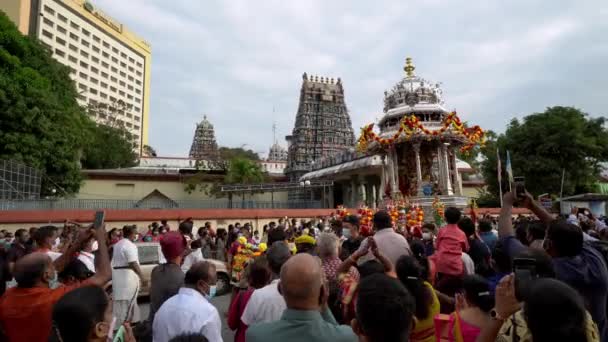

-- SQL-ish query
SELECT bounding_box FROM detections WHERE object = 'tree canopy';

[225,157,266,184]
[219,147,260,161]
[480,106,608,199]
[0,13,139,195]
[0,12,88,195]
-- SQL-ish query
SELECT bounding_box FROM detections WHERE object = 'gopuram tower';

[189,115,220,160]
[285,73,355,184]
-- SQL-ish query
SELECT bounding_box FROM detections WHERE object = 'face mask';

[342,228,351,239]
[132,234,139,242]
[422,232,432,240]
[91,240,99,252]
[206,285,217,299]
[49,270,59,289]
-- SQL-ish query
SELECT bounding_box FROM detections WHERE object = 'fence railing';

[0,199,325,211]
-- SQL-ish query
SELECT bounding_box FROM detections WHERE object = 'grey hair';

[317,232,339,259]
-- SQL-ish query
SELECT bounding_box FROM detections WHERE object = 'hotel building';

[1,0,152,152]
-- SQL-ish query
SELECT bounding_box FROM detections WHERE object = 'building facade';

[1,0,152,153]
[189,115,220,160]
[285,73,355,182]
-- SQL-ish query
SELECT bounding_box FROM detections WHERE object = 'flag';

[497,148,503,206]
[505,150,513,191]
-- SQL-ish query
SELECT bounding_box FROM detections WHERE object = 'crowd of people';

[0,191,606,342]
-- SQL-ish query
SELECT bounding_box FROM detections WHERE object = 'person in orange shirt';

[0,222,112,342]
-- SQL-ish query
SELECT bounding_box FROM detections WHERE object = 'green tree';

[219,147,260,161]
[80,101,138,169]
[0,12,88,195]
[143,144,157,157]
[224,158,266,206]
[481,106,608,199]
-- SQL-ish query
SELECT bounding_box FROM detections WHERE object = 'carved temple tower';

[189,115,220,160]
[285,73,355,183]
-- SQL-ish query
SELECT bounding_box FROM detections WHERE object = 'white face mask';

[91,240,99,252]
[422,232,432,240]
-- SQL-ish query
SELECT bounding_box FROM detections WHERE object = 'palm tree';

[225,158,266,208]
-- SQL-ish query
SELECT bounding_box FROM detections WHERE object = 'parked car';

[136,242,230,296]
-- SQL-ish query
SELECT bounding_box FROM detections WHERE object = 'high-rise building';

[189,115,220,160]
[1,0,152,153]
[285,73,355,181]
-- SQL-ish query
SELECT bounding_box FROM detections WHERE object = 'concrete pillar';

[414,143,423,196]
[450,148,462,195]
[371,183,377,209]
[442,145,454,195]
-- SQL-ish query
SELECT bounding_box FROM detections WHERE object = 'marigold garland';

[356,111,485,153]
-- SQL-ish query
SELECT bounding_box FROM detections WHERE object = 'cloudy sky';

[95,0,607,157]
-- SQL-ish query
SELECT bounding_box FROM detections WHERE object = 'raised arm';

[53,229,94,273]
[522,192,554,224]
[498,192,515,238]
[337,241,369,275]
[88,224,112,286]
[369,237,395,276]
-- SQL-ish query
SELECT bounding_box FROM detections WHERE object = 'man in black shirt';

[341,215,362,260]
[7,229,31,275]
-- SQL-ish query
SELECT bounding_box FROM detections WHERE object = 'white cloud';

[94,0,608,156]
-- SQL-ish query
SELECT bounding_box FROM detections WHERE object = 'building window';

[119,71,126,77]
[135,98,141,103]
[111,56,118,63]
[136,62,142,68]
[78,94,86,101]
[93,35,100,42]
[43,17,53,27]
[103,41,110,48]
[119,90,125,96]
[92,46,100,53]
[80,50,89,58]
[91,56,99,63]
[127,85,133,90]
[120,62,126,68]
[111,66,117,73]
[127,94,133,99]
[55,36,66,45]
[101,61,109,68]
[112,47,118,54]
[100,82,108,88]
[102,51,109,58]
[100,92,107,99]
[89,88,97,95]
[68,55,77,63]
[79,72,87,80]
[128,75,134,81]
[81,28,90,36]
[78,83,87,91]
[135,71,142,76]
[79,61,88,69]
[69,32,78,41]
[135,89,141,95]
[41,29,53,39]
[90,66,98,74]
[101,72,108,79]
[119,80,125,86]
[135,80,142,85]
[70,21,79,29]
[135,125,141,131]
[90,77,98,84]
[110,86,117,92]
[57,13,67,23]
[81,39,89,47]
[110,96,117,102]
[54,49,65,57]
[43,5,55,15]
[128,66,134,72]
[129,57,135,63]
[69,44,77,52]
[134,106,140,112]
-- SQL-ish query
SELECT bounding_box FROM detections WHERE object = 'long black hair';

[462,275,494,312]
[409,240,431,281]
[395,255,432,320]
[51,285,109,342]
[524,278,588,342]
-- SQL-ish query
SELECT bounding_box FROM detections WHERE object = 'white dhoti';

[112,268,141,325]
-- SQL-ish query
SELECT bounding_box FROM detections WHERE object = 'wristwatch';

[490,308,505,321]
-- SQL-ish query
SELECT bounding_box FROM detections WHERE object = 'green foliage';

[225,157,266,184]
[481,107,608,198]
[219,147,260,161]
[0,12,88,195]
[81,101,138,169]
[143,144,157,157]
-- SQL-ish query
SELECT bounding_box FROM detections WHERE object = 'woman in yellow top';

[396,255,440,342]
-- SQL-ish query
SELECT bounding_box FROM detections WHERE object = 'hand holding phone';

[514,177,526,199]
[94,211,105,229]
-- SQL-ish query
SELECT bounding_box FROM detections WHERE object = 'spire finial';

[404,57,415,78]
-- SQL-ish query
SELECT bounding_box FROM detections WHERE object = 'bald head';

[280,254,323,310]
[14,252,52,288]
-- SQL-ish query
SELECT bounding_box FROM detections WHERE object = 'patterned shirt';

[322,257,359,283]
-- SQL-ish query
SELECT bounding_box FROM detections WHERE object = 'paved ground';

[139,293,236,341]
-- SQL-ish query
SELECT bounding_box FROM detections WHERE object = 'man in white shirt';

[77,237,97,273]
[241,242,291,325]
[153,261,222,342]
[111,226,144,326]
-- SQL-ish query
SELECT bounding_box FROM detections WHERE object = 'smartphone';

[513,257,537,300]
[113,325,125,342]
[94,211,105,229]
[514,176,526,199]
